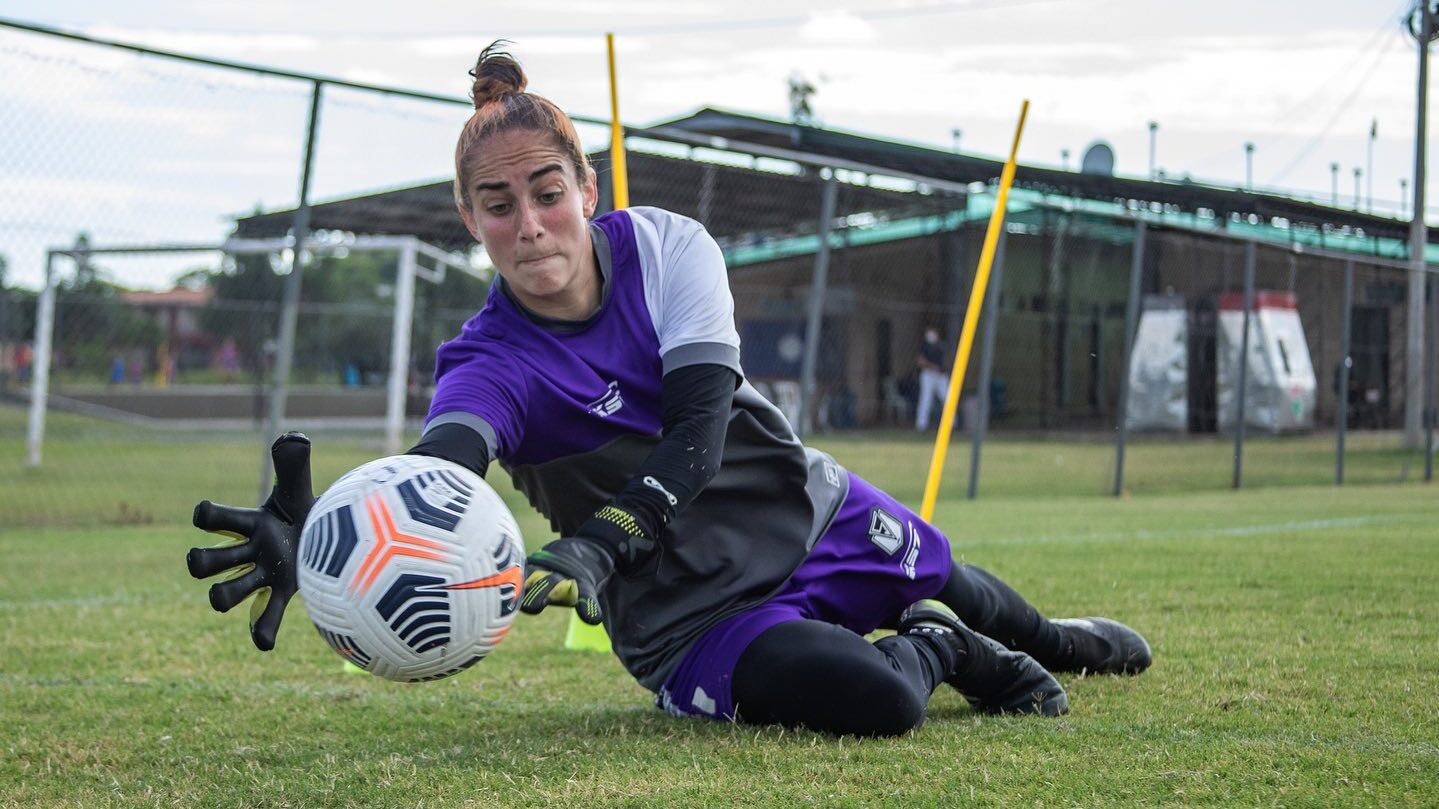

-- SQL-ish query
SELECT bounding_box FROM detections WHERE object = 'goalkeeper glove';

[186,432,315,651]
[520,506,655,625]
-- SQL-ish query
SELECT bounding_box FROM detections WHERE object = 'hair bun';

[469,41,527,110]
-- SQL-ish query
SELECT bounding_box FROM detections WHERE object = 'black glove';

[186,433,315,651]
[520,506,656,625]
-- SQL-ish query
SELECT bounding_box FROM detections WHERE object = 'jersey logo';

[586,381,625,418]
[868,508,903,555]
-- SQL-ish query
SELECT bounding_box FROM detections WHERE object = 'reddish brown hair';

[453,42,591,214]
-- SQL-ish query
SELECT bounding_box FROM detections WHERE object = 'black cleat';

[1052,617,1152,675]
[899,600,1069,717]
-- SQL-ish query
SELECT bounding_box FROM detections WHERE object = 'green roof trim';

[721,185,1429,270]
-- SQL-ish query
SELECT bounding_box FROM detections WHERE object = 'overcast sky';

[0,0,1425,288]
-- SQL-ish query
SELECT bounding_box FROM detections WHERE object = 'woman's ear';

[458,204,482,243]
[582,165,599,218]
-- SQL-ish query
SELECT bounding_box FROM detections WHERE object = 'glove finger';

[575,582,604,625]
[193,500,260,537]
[186,542,256,580]
[207,565,263,613]
[249,587,291,652]
[519,571,557,615]
[269,433,314,522]
[576,598,604,625]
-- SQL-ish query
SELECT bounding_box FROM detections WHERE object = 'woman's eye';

[487,203,511,215]
[538,191,560,204]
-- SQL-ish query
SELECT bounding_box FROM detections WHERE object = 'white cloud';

[799,11,878,45]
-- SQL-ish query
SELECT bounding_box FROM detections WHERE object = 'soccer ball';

[296,455,524,682]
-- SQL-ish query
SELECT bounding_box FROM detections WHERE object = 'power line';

[1185,0,1411,174]
[1267,27,1405,185]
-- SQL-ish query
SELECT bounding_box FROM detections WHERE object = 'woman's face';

[460,128,599,319]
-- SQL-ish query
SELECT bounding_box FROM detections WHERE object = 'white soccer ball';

[296,455,524,682]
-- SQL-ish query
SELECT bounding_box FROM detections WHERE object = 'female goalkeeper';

[188,44,1150,737]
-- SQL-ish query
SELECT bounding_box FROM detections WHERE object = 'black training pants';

[729,561,1063,736]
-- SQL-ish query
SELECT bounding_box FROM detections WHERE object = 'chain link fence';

[2,22,1434,529]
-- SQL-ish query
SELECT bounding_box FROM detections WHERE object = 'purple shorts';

[656,472,953,720]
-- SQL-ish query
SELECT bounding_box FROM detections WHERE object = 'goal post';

[25,235,487,477]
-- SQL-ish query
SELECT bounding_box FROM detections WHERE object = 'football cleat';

[899,600,1069,717]
[1051,617,1152,676]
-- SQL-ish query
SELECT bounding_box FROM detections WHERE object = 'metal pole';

[798,175,838,439]
[1148,122,1157,180]
[260,80,323,501]
[385,241,419,455]
[1408,1,1432,449]
[1427,270,1437,479]
[1233,241,1257,490]
[1367,120,1376,213]
[968,228,1007,500]
[1337,259,1353,485]
[25,251,58,468]
[1113,221,1147,497]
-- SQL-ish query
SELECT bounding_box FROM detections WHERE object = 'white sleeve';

[629,207,743,376]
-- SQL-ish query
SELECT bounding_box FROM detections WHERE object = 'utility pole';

[1245,142,1255,191]
[1406,1,1437,448]
[1331,162,1341,206]
[1148,121,1158,180]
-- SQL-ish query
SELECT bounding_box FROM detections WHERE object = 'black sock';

[938,562,1070,669]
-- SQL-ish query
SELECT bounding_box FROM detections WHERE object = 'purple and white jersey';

[426,207,849,690]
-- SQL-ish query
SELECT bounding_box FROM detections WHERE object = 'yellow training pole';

[565,33,630,653]
[919,100,1030,523]
[605,32,629,210]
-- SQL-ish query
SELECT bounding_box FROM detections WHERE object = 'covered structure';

[234,107,1428,431]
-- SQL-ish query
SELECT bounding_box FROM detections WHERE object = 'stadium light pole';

[1368,119,1377,213]
[1148,121,1158,180]
[952,128,962,153]
[1244,142,1254,191]
[1354,166,1363,209]
[1402,178,1410,217]
[1061,148,1070,171]
[1331,162,1341,206]
[1406,0,1437,449]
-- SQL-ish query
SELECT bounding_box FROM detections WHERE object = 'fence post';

[1113,220,1147,497]
[385,241,419,456]
[1233,240,1257,490]
[1427,270,1436,481]
[1337,259,1353,485]
[259,79,323,501]
[968,228,1008,499]
[798,174,838,439]
[25,251,58,469]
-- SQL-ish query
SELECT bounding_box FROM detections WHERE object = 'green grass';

[2,405,1437,806]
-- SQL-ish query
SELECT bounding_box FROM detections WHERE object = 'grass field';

[3,405,1437,806]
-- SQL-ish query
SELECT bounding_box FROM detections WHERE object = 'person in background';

[914,327,948,431]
